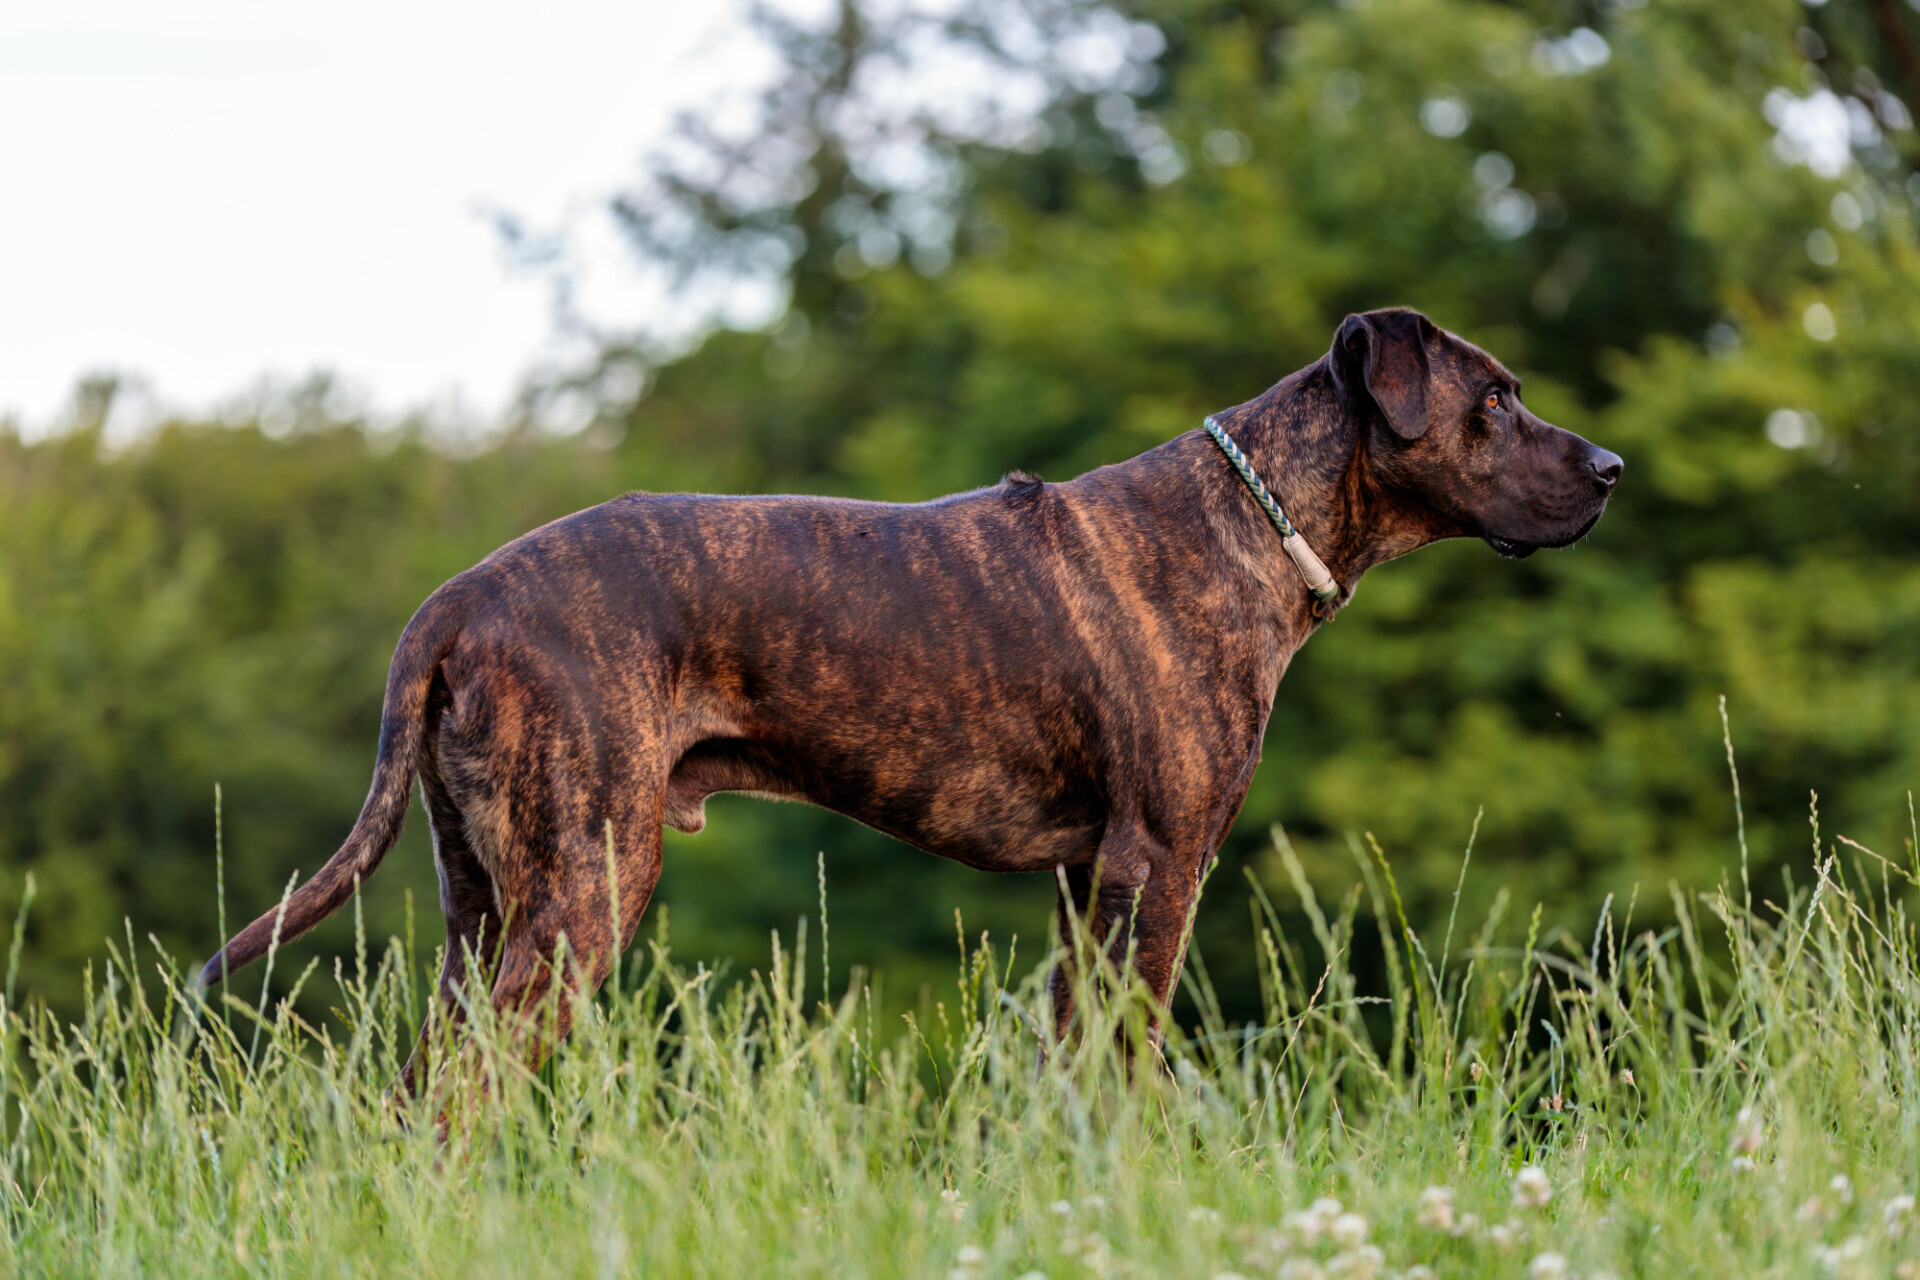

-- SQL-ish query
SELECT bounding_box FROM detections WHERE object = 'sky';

[0,1,766,436]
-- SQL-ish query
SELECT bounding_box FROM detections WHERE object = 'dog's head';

[1329,308,1621,558]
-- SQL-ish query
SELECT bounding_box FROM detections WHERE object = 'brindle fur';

[199,309,1621,1083]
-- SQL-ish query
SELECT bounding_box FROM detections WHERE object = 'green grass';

[1,790,1918,1280]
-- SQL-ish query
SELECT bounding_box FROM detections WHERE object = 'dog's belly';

[663,734,1103,872]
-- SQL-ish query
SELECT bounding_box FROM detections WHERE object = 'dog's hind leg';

[483,792,667,1076]
[398,753,503,1098]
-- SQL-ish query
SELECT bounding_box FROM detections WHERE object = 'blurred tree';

[1,0,1916,1025]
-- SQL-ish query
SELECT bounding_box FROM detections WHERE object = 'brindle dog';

[200,307,1620,1080]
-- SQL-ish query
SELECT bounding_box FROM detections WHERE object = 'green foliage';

[1,0,1918,1022]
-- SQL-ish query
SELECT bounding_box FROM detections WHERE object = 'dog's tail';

[196,580,474,993]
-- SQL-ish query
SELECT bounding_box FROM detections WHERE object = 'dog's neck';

[1205,360,1446,619]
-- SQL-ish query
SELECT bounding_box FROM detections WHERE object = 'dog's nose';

[1586,447,1623,490]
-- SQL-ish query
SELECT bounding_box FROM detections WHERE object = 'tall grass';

[0,789,1917,1278]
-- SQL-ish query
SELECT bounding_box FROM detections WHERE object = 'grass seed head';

[939,1189,968,1222]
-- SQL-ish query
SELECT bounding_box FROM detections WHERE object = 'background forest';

[2,0,1917,1024]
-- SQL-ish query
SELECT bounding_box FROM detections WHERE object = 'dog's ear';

[1331,309,1435,440]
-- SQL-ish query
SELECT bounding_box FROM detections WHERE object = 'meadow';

[1,4,1916,1275]
[3,756,1916,1279]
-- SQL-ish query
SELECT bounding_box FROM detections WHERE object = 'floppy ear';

[1330,310,1435,440]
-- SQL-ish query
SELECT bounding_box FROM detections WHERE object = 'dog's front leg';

[1047,863,1096,1044]
[1046,832,1204,1054]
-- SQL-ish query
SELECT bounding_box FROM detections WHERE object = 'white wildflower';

[1729,1106,1764,1155]
[1188,1206,1222,1225]
[1885,1193,1916,1236]
[1796,1196,1827,1223]
[1068,1230,1111,1274]
[1456,1211,1483,1237]
[1620,1068,1634,1086]
[1469,1061,1484,1083]
[1512,1165,1553,1209]
[1278,1259,1325,1280]
[1050,1199,1073,1216]
[938,1188,968,1222]
[1489,1219,1523,1252]
[1731,1155,1757,1174]
[1815,1235,1867,1275]
[957,1246,985,1266]
[1330,1212,1369,1249]
[1403,1268,1436,1280]
[1528,1252,1569,1280]
[1416,1186,1455,1233]
[1830,1174,1854,1205]
[1285,1197,1345,1245]
[1324,1244,1383,1278]
[1081,1194,1108,1212]
[1239,1227,1291,1267]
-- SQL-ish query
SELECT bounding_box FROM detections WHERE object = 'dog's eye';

[1483,391,1501,411]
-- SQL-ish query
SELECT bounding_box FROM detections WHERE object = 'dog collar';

[1203,415,1341,604]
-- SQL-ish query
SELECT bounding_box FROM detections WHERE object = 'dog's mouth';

[1484,504,1606,560]
[1485,535,1537,559]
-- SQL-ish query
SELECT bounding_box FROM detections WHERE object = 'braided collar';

[1202,415,1341,605]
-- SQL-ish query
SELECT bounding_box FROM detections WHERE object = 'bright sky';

[0,1,759,435]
